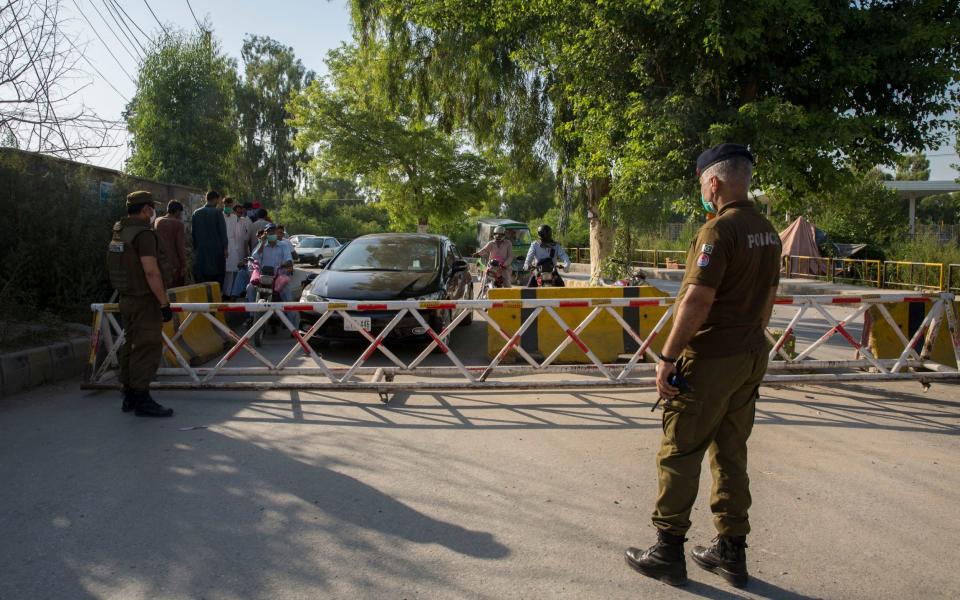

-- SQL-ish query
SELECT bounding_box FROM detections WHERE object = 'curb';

[1,336,90,398]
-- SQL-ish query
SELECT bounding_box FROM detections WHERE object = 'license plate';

[344,316,371,332]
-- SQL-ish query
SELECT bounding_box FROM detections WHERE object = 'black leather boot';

[121,388,135,412]
[625,530,687,586]
[133,392,174,418]
[691,535,749,588]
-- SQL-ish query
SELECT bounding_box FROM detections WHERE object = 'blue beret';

[696,143,754,176]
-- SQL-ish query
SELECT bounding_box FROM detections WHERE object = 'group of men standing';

[153,190,271,297]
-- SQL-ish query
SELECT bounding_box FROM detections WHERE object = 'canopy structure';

[780,217,826,276]
[883,181,960,235]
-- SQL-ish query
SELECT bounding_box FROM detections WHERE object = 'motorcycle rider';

[524,224,571,287]
[473,225,513,287]
[245,223,298,329]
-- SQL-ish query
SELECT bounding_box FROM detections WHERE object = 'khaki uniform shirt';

[676,200,781,358]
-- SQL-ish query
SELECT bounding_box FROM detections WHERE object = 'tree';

[235,35,314,204]
[351,1,960,279]
[896,153,931,181]
[1,0,120,157]
[288,44,494,233]
[125,29,238,190]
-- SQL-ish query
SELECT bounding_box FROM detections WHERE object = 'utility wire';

[142,0,170,37]
[110,0,150,39]
[83,0,143,63]
[65,36,132,102]
[69,0,137,83]
[185,0,202,30]
[100,0,147,59]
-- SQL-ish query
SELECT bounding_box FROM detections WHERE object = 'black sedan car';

[298,233,474,343]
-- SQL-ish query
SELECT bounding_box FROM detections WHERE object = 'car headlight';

[301,290,325,303]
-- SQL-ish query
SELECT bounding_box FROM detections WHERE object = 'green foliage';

[501,164,556,224]
[235,35,315,203]
[288,44,495,231]
[797,173,907,247]
[351,0,960,261]
[125,29,239,190]
[887,236,960,266]
[918,192,960,223]
[895,153,931,181]
[278,192,390,240]
[0,150,127,320]
[542,205,589,248]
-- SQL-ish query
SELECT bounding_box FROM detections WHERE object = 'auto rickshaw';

[476,218,532,286]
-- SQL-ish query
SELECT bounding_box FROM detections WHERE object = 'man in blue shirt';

[246,224,297,328]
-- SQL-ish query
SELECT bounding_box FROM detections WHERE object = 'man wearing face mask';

[625,144,780,588]
[222,197,241,300]
[106,191,175,417]
[246,224,297,328]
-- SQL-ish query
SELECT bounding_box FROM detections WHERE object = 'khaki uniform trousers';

[652,348,767,537]
[118,294,163,392]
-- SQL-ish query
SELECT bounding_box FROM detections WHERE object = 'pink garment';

[478,239,513,264]
[250,265,289,292]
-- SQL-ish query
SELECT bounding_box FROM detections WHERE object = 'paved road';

[1,378,958,599]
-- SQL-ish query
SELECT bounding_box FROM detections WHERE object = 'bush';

[887,236,960,265]
[278,193,390,240]
[0,150,127,322]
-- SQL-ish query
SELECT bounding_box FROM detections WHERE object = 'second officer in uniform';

[107,190,176,417]
[625,144,781,588]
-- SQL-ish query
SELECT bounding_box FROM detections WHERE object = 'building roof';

[883,180,960,199]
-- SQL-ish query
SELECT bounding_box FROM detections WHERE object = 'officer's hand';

[160,304,174,322]
[656,360,679,399]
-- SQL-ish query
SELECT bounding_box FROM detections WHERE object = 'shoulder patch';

[701,243,714,255]
[696,253,710,268]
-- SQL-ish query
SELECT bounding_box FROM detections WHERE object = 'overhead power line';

[109,0,150,40]
[64,36,132,102]
[185,0,202,30]
[69,0,137,83]
[142,0,170,37]
[83,0,143,64]
[100,0,147,59]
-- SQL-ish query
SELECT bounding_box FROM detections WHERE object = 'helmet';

[493,226,506,236]
[537,224,552,241]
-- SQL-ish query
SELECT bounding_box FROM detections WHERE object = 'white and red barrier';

[84,293,960,399]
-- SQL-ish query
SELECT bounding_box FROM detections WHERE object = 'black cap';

[696,143,754,176]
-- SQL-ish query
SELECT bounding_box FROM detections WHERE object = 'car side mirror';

[451,259,468,273]
[318,258,331,269]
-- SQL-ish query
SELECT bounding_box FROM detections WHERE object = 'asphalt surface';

[1,378,958,599]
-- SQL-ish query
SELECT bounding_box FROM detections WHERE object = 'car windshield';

[299,238,325,248]
[330,237,439,272]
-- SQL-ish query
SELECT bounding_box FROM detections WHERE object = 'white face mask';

[148,209,157,225]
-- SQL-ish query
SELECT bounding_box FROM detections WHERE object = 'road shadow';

[680,577,824,600]
[185,383,960,436]
[3,425,508,599]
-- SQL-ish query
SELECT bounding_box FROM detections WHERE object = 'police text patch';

[747,231,780,249]
[108,241,124,253]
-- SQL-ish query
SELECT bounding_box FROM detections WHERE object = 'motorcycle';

[478,258,509,299]
[529,258,566,287]
[245,256,292,347]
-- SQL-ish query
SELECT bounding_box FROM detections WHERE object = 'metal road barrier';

[632,249,687,269]
[83,293,960,399]
[783,255,882,288]
[947,264,960,294]
[883,261,946,292]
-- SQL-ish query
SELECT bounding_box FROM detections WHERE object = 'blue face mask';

[700,194,716,214]
[266,234,277,243]
[223,206,233,215]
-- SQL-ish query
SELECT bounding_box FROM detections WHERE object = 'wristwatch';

[657,353,677,364]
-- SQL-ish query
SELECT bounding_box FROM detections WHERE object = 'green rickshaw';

[476,217,532,286]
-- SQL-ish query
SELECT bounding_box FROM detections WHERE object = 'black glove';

[160,304,174,322]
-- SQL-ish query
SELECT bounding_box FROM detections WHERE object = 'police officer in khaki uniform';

[107,191,175,417]
[626,144,781,588]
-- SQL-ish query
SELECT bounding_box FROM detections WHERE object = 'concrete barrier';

[486,285,670,363]
[163,282,231,366]
[868,300,959,367]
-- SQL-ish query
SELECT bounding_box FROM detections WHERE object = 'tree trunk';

[587,176,614,283]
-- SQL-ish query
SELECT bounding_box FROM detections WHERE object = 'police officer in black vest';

[107,191,175,417]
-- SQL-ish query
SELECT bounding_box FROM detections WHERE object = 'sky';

[57,1,959,180]
[60,0,354,170]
